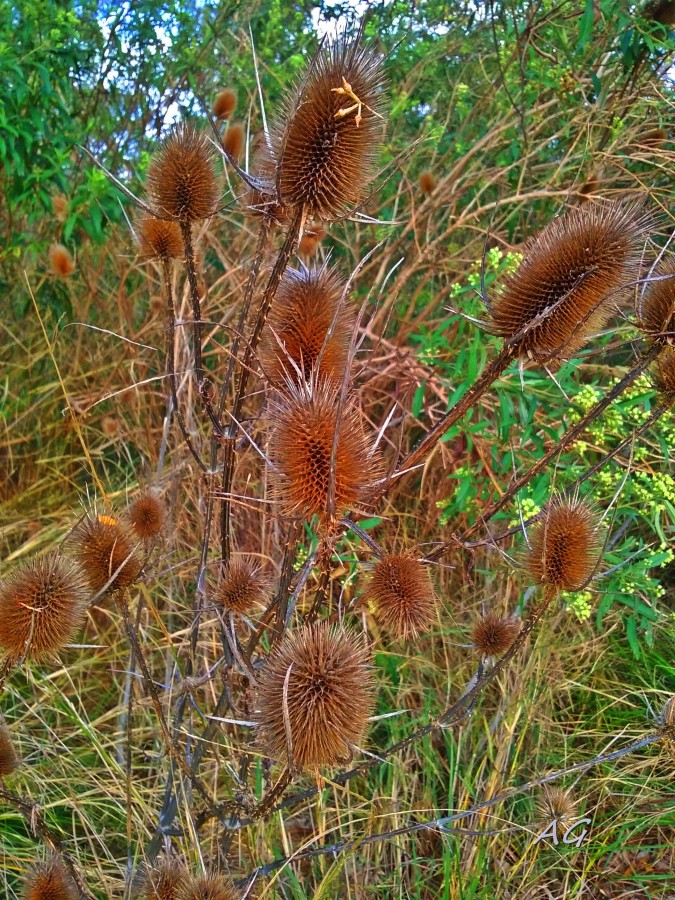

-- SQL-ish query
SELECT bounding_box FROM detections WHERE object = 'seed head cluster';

[536,786,578,834]
[214,559,267,614]
[148,125,220,222]
[255,622,373,770]
[471,612,521,658]
[223,123,245,162]
[364,553,438,639]
[491,201,653,361]
[137,216,183,261]
[48,243,75,278]
[526,500,601,594]
[71,513,143,595]
[0,553,89,661]
[0,716,18,777]
[129,491,168,542]
[653,346,675,398]
[178,873,240,900]
[213,88,236,121]
[418,170,436,196]
[141,858,188,899]
[22,856,78,900]
[639,258,675,343]
[298,225,326,257]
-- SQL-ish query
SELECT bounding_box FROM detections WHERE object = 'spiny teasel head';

[259,264,353,386]
[147,125,221,222]
[223,123,245,162]
[525,499,602,595]
[22,856,78,900]
[254,621,373,771]
[298,225,326,257]
[273,36,386,220]
[70,512,143,595]
[128,491,168,542]
[178,873,240,900]
[491,200,654,362]
[214,558,267,615]
[536,786,578,834]
[0,553,88,661]
[363,553,438,639]
[213,88,236,121]
[0,716,19,777]
[652,346,675,398]
[141,858,188,899]
[268,377,381,521]
[48,243,75,278]
[471,612,521,658]
[638,258,675,344]
[137,216,183,261]
[418,170,436,196]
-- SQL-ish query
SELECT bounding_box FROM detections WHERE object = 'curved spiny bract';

[0,553,88,661]
[137,216,183,261]
[364,553,438,639]
[471,612,521,658]
[491,200,654,362]
[214,558,267,615]
[259,264,353,386]
[255,621,373,771]
[273,37,386,220]
[147,124,220,222]
[638,257,675,343]
[525,499,602,595]
[22,856,78,900]
[178,872,240,899]
[268,377,381,522]
[71,513,143,596]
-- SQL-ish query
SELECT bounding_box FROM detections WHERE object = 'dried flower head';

[214,559,267,614]
[268,378,381,520]
[298,225,326,257]
[536,786,578,834]
[22,856,78,900]
[364,553,438,639]
[273,37,386,219]
[148,125,220,222]
[178,873,240,900]
[418,170,436,196]
[471,612,521,658]
[71,513,143,595]
[213,88,237,121]
[653,346,675,398]
[259,265,353,385]
[223,123,245,162]
[255,621,373,770]
[141,858,188,899]
[137,216,183,261]
[52,192,68,221]
[491,200,654,361]
[48,243,75,278]
[661,695,675,728]
[526,500,601,595]
[638,258,675,343]
[0,553,88,661]
[0,716,19,777]
[129,491,168,542]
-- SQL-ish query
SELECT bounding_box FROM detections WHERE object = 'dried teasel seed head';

[141,858,189,899]
[471,612,521,658]
[128,491,168,542]
[70,512,143,595]
[259,264,353,386]
[364,553,438,639]
[418,170,436,196]
[645,0,675,26]
[137,216,183,261]
[213,88,237,121]
[48,243,75,278]
[652,346,675,398]
[660,695,675,726]
[491,200,654,362]
[273,37,387,220]
[148,125,220,222]
[0,553,89,661]
[638,258,675,344]
[0,716,19,777]
[214,558,267,615]
[268,378,382,521]
[223,123,245,162]
[178,873,240,900]
[22,856,78,900]
[52,192,68,221]
[298,225,326,257]
[536,787,578,834]
[255,621,373,770]
[525,500,602,595]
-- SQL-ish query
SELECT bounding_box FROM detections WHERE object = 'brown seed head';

[48,243,75,278]
[71,513,143,595]
[471,612,521,658]
[259,265,353,386]
[364,553,438,639]
[0,553,88,661]
[213,88,237,121]
[223,123,245,162]
[142,858,188,899]
[0,716,19,777]
[178,873,240,900]
[491,200,654,361]
[577,173,599,201]
[418,170,436,196]
[137,216,183,261]
[129,491,168,542]
[52,192,68,221]
[148,125,220,222]
[526,500,601,594]
[273,38,386,219]
[214,559,267,615]
[298,226,327,257]
[653,346,675,398]
[638,258,675,343]
[536,787,578,833]
[645,0,675,25]
[22,856,78,900]
[255,621,373,770]
[268,378,381,521]
[661,695,675,728]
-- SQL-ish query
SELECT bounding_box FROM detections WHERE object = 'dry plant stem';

[0,786,95,899]
[393,345,515,480]
[0,655,16,698]
[272,519,303,642]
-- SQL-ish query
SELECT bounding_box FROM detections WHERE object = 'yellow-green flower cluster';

[563,590,593,621]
